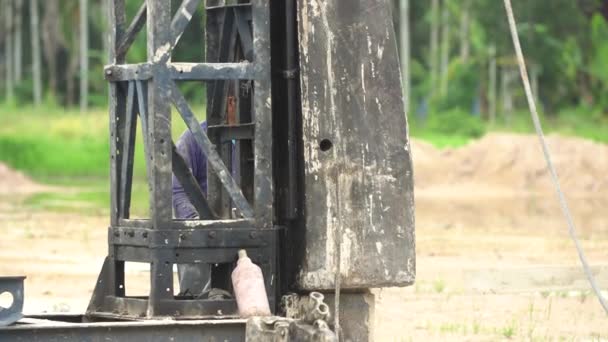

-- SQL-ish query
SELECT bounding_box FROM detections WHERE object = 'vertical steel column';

[252,0,273,228]
[206,6,237,219]
[109,0,125,229]
[108,0,126,298]
[146,0,174,316]
[284,0,299,220]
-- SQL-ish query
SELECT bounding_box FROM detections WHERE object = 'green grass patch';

[489,107,608,144]
[22,181,150,216]
[0,104,200,182]
[0,104,204,215]
[1,103,606,215]
[410,107,608,148]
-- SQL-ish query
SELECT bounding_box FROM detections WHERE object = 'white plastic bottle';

[231,249,271,317]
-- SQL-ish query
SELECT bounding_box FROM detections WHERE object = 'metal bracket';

[0,276,25,326]
[246,316,336,342]
[282,292,330,324]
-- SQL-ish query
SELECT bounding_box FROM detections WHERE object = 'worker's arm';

[172,123,208,219]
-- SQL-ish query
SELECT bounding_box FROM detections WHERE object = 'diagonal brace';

[116,2,147,60]
[169,82,254,218]
[171,0,202,53]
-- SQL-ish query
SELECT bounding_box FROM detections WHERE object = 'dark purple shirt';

[172,122,238,219]
[172,122,208,219]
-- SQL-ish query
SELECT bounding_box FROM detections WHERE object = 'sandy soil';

[0,133,607,340]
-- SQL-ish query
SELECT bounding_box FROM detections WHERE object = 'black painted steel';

[0,276,25,326]
[87,0,276,320]
[0,315,246,342]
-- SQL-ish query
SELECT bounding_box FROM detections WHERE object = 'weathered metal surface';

[246,317,337,342]
[88,226,279,319]
[105,62,257,82]
[0,276,25,326]
[324,291,375,342]
[0,315,246,342]
[171,82,254,218]
[282,292,330,324]
[296,0,416,289]
[89,0,277,320]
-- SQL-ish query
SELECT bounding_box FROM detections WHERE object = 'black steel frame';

[86,0,277,320]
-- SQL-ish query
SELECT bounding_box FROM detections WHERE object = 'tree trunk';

[30,0,42,105]
[41,0,60,97]
[67,26,79,107]
[80,0,89,112]
[13,0,23,83]
[531,64,539,106]
[439,0,450,96]
[459,0,470,62]
[399,0,410,111]
[488,44,497,124]
[501,67,514,126]
[429,0,439,97]
[4,0,14,100]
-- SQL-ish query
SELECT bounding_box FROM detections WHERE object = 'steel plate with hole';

[0,276,26,326]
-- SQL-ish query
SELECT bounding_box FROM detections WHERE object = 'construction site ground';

[1,133,606,340]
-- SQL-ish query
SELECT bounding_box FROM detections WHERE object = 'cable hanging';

[503,0,608,315]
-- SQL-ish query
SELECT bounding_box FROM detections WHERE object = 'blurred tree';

[4,0,14,100]
[439,0,450,96]
[41,0,64,98]
[30,0,42,105]
[80,0,89,112]
[14,0,23,83]
[429,0,439,98]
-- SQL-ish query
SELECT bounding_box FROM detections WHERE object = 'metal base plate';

[0,314,247,342]
[0,276,25,327]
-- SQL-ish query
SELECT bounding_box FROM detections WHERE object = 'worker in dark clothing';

[172,122,211,296]
[173,122,209,220]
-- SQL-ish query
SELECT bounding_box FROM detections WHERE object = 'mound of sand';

[411,133,608,196]
[0,163,45,194]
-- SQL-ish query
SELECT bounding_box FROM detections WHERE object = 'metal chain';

[503,0,608,315]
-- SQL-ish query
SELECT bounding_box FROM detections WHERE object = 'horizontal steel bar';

[1,315,246,342]
[109,226,274,248]
[104,63,257,82]
[114,246,268,264]
[98,296,239,318]
[206,3,251,11]
[170,63,256,80]
[207,123,255,142]
[117,218,253,229]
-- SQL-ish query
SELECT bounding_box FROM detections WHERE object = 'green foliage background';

[1,0,608,214]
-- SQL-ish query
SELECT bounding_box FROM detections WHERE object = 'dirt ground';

[0,133,606,340]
